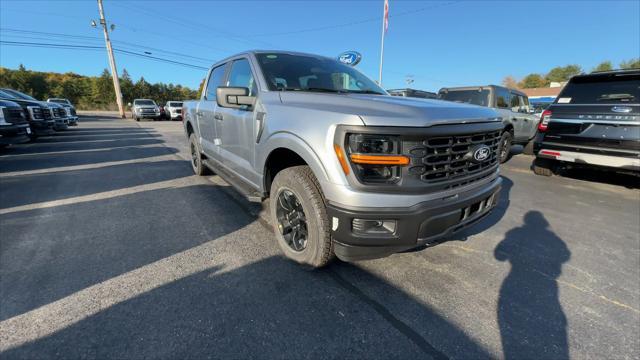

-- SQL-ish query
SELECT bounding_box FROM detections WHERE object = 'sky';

[1,0,639,92]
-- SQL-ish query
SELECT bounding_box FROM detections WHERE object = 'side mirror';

[216,87,256,109]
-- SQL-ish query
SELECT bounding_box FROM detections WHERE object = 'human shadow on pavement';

[494,211,571,359]
[2,255,494,359]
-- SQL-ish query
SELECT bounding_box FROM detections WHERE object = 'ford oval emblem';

[472,145,491,162]
[611,106,632,113]
[338,51,362,66]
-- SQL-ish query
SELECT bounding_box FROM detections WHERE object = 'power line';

[0,28,216,64]
[0,40,208,70]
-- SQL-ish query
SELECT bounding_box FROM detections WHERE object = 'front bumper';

[30,120,55,135]
[53,118,68,130]
[67,116,78,125]
[327,177,502,261]
[0,124,30,145]
[136,112,160,119]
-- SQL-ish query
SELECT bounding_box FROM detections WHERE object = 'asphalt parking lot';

[1,113,638,359]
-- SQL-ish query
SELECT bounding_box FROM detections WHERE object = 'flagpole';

[378,0,386,85]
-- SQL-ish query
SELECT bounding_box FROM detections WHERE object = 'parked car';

[47,98,78,126]
[183,51,503,268]
[438,85,540,162]
[533,69,639,177]
[0,89,55,139]
[164,101,184,120]
[1,88,68,131]
[0,99,31,147]
[387,88,438,99]
[129,99,160,121]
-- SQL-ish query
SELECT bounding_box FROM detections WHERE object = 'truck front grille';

[43,108,52,120]
[52,107,66,118]
[6,108,27,124]
[405,129,501,190]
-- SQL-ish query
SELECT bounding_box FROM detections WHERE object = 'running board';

[202,159,263,202]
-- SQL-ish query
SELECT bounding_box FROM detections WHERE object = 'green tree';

[592,61,613,72]
[92,69,115,108]
[518,74,548,88]
[545,65,582,83]
[620,58,640,69]
[120,68,135,104]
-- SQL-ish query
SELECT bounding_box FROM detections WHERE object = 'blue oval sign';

[338,51,362,66]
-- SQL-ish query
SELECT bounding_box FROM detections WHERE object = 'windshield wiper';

[345,89,385,95]
[597,94,635,101]
[305,87,346,94]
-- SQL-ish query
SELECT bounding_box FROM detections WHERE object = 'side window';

[520,96,530,113]
[510,92,521,112]
[227,59,257,96]
[496,88,510,108]
[205,64,227,100]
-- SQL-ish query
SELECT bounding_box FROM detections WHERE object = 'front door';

[198,63,227,157]
[216,58,259,186]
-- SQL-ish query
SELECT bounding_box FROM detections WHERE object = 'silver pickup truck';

[183,51,504,267]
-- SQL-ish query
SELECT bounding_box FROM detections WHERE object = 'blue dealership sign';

[338,51,362,66]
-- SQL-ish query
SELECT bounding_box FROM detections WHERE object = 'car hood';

[0,96,48,108]
[278,92,500,127]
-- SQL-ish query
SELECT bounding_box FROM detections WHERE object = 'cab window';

[205,64,227,101]
[496,88,510,108]
[227,59,257,96]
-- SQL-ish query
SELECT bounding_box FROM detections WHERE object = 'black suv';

[0,99,31,147]
[533,69,639,176]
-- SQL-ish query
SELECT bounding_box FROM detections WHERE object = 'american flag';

[384,0,389,33]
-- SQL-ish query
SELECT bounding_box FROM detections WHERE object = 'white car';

[164,101,183,121]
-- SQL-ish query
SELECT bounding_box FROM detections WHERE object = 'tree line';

[0,65,199,110]
[502,58,640,89]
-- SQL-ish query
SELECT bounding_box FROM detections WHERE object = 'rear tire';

[533,157,555,176]
[270,166,334,268]
[189,133,209,176]
[499,131,513,163]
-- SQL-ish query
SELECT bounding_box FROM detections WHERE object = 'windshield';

[2,89,38,101]
[439,89,490,107]
[168,102,183,107]
[134,100,156,106]
[557,74,639,104]
[256,53,385,95]
[49,99,69,104]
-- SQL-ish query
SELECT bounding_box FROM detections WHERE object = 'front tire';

[188,133,209,176]
[270,166,334,268]
[499,131,513,163]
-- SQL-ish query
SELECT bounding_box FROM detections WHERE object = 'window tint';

[557,74,639,104]
[227,59,257,96]
[439,89,490,107]
[510,92,521,111]
[205,64,227,100]
[495,88,510,108]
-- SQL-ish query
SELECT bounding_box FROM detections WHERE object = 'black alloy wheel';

[275,189,308,252]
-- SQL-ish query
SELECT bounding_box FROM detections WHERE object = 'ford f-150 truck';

[183,51,504,267]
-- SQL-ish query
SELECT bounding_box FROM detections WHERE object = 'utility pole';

[96,0,125,118]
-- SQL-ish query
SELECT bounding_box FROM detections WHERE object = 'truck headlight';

[343,134,409,184]
[0,106,8,125]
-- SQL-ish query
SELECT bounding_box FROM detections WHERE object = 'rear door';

[215,57,260,186]
[197,63,228,157]
[509,91,531,142]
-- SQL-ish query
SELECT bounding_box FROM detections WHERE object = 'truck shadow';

[494,211,571,359]
[1,255,494,359]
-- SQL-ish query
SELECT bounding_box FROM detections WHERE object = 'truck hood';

[278,92,500,127]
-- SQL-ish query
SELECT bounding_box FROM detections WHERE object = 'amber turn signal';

[350,154,410,165]
[334,144,350,175]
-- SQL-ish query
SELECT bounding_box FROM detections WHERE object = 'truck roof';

[209,50,336,68]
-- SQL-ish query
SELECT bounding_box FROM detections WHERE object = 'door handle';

[214,114,223,121]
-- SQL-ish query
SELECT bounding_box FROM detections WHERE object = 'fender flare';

[258,131,331,192]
